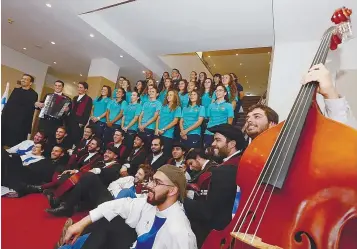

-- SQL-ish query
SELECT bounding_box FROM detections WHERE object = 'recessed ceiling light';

[23,47,27,50]
[240,63,243,66]
[80,74,83,76]
[46,3,52,8]
[53,61,57,64]
[142,71,145,73]
[268,52,271,54]
[214,64,216,66]
[51,41,55,45]
[245,76,247,78]
[208,56,211,58]
[236,54,238,56]
[120,55,124,58]
[89,34,94,38]
[73,81,76,84]
[156,80,159,83]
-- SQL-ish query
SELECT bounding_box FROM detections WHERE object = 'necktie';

[135,216,166,249]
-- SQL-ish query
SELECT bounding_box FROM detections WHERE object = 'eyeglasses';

[150,178,175,188]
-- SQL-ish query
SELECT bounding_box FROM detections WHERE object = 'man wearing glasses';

[56,164,197,249]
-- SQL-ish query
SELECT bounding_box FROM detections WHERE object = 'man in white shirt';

[5,131,45,156]
[58,164,197,249]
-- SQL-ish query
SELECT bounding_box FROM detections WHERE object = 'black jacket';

[146,153,168,171]
[125,147,147,175]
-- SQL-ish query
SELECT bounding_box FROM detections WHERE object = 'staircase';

[235,95,262,129]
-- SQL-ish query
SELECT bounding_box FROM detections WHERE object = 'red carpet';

[1,194,86,249]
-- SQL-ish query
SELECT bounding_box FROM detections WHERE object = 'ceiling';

[202,48,272,96]
[1,0,150,83]
[2,0,355,87]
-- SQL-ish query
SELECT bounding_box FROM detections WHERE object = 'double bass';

[202,7,357,249]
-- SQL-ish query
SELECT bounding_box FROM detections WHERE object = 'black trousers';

[63,173,113,210]
[81,216,137,249]
[38,117,63,139]
[67,121,84,148]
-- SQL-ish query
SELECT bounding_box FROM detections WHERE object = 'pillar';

[86,58,120,98]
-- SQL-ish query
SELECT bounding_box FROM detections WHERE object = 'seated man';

[146,137,168,171]
[185,148,218,200]
[56,165,197,249]
[46,163,153,217]
[41,137,103,203]
[67,125,95,168]
[167,142,191,181]
[5,131,45,156]
[106,129,127,162]
[121,133,147,176]
[43,126,72,158]
[2,145,65,197]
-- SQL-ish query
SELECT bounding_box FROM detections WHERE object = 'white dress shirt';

[90,198,197,249]
[6,140,34,155]
[151,152,163,165]
[77,94,85,102]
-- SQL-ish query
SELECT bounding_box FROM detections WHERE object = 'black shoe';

[46,205,73,217]
[26,185,43,193]
[43,190,60,208]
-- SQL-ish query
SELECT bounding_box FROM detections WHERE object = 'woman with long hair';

[113,76,126,99]
[90,85,112,139]
[104,87,128,146]
[141,79,155,105]
[158,78,174,104]
[121,79,132,102]
[204,83,234,148]
[214,74,238,110]
[134,80,145,96]
[190,71,197,83]
[198,72,207,90]
[178,79,189,108]
[213,73,222,88]
[156,90,182,156]
[138,86,161,144]
[187,80,198,94]
[158,71,169,92]
[171,68,182,89]
[121,91,142,150]
[180,90,205,149]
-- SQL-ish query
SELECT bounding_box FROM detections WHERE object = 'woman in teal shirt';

[180,90,205,149]
[140,79,155,105]
[121,79,132,102]
[158,78,173,104]
[156,90,182,156]
[178,79,189,108]
[89,85,112,139]
[103,87,128,146]
[139,86,161,144]
[122,91,142,150]
[204,83,234,148]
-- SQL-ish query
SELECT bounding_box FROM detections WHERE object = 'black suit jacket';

[91,161,122,186]
[146,153,168,171]
[188,160,218,184]
[126,147,147,175]
[184,164,237,231]
[69,94,92,125]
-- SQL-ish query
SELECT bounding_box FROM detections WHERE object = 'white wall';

[268,40,357,121]
[1,45,49,95]
[88,58,120,83]
[159,54,212,80]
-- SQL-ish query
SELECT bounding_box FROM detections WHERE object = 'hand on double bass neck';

[301,63,339,99]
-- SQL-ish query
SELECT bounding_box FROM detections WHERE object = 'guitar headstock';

[330,7,353,50]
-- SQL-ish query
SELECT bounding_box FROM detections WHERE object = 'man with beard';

[43,126,72,157]
[46,146,123,216]
[183,124,246,248]
[146,137,168,171]
[120,133,147,176]
[56,165,197,249]
[2,146,65,197]
[40,138,103,205]
[5,131,45,156]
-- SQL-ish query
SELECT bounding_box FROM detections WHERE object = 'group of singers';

[1,64,356,249]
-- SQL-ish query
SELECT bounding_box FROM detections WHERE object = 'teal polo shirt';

[140,94,149,105]
[182,105,205,135]
[179,92,189,108]
[107,100,128,125]
[123,103,142,131]
[205,100,234,135]
[158,90,168,104]
[201,92,213,117]
[93,97,111,122]
[158,105,182,138]
[141,100,162,130]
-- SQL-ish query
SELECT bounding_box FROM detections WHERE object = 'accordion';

[39,93,71,119]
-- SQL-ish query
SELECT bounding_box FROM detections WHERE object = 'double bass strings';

[232,29,333,245]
